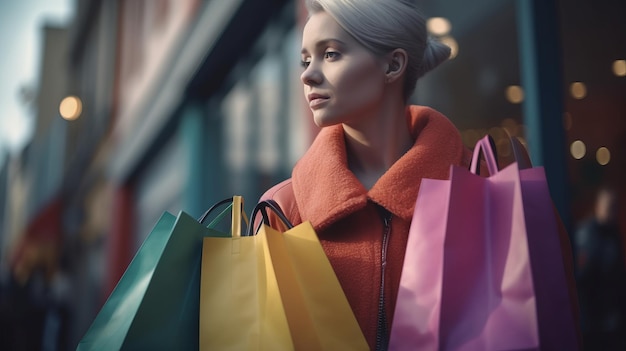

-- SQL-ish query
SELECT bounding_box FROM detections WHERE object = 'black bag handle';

[247,200,294,236]
[197,197,246,225]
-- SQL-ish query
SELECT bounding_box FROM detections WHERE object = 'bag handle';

[231,196,248,238]
[470,132,534,175]
[198,196,249,237]
[470,134,499,175]
[509,135,533,170]
[198,197,232,224]
[247,200,294,236]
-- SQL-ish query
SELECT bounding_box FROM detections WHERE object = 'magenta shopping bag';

[389,135,579,350]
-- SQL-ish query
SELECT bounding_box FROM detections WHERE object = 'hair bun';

[417,37,451,78]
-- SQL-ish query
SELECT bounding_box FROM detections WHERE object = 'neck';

[343,100,413,189]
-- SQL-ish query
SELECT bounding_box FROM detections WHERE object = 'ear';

[385,48,408,83]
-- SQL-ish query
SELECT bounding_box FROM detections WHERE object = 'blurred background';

[0,0,624,350]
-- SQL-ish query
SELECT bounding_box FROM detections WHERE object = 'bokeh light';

[570,140,586,159]
[570,82,587,99]
[613,60,626,77]
[59,96,82,120]
[596,147,611,165]
[427,17,452,36]
[505,85,524,104]
[439,35,458,59]
[501,118,520,136]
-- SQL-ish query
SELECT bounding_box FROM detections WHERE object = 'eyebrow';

[301,38,347,55]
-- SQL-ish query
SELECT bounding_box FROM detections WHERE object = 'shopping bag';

[389,135,579,350]
[250,200,369,350]
[510,137,580,350]
[77,198,234,351]
[199,196,294,350]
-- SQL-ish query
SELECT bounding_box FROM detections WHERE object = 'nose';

[300,62,322,86]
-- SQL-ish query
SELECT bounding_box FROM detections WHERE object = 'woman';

[261,0,469,349]
[260,1,584,349]
[263,0,470,350]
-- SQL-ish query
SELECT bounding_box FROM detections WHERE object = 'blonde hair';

[305,0,450,100]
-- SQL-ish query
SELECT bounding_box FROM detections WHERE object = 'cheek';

[336,65,384,101]
[340,56,381,83]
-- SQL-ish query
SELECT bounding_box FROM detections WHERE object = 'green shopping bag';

[77,198,237,350]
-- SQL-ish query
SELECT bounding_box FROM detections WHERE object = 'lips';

[307,93,329,108]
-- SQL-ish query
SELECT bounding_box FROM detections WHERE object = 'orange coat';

[260,105,580,349]
[261,106,469,349]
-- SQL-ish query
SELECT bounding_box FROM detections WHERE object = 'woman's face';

[300,11,387,128]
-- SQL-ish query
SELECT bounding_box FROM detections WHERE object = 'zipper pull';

[377,206,392,228]
[383,212,392,229]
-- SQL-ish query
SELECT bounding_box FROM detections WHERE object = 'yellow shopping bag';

[251,200,369,350]
[199,196,293,350]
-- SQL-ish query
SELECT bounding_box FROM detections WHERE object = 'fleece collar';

[291,105,465,231]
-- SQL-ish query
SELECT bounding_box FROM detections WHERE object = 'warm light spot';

[427,17,452,36]
[570,140,586,159]
[496,137,512,157]
[563,112,572,131]
[596,147,611,165]
[570,82,587,99]
[613,60,626,77]
[461,129,481,148]
[439,35,458,59]
[505,85,524,104]
[488,126,507,142]
[501,118,519,136]
[59,96,82,120]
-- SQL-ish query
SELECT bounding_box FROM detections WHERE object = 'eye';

[324,51,340,60]
[300,58,311,68]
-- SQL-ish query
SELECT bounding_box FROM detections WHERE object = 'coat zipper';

[375,208,393,351]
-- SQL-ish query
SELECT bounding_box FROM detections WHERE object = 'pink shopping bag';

[389,135,579,350]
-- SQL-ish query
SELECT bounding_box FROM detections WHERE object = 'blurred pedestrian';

[575,187,626,350]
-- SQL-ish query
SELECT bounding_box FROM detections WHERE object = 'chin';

[314,118,342,128]
[312,110,348,128]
